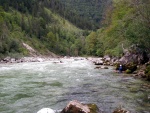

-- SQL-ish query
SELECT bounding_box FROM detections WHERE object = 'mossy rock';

[145,65,150,73]
[115,63,120,70]
[145,64,150,81]
[145,71,150,81]
[125,69,132,74]
[87,104,99,113]
[61,100,99,113]
[125,63,137,73]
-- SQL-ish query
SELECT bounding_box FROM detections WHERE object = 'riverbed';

[0,58,149,113]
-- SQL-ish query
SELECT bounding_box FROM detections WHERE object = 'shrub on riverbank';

[125,69,132,74]
[145,64,150,81]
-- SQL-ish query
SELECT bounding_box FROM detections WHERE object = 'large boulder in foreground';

[61,100,130,113]
[61,100,99,113]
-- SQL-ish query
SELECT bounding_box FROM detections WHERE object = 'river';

[0,58,150,113]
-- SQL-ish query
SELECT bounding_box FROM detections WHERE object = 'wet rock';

[94,66,101,69]
[10,58,16,63]
[95,66,108,69]
[87,104,99,113]
[3,57,11,63]
[61,100,99,113]
[132,71,138,74]
[113,108,130,113]
[103,55,111,62]
[113,106,130,113]
[94,60,103,65]
[103,66,109,69]
[102,55,112,66]
[137,70,146,78]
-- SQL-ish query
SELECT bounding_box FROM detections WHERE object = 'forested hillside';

[59,0,112,30]
[85,0,150,56]
[0,0,150,58]
[0,0,89,58]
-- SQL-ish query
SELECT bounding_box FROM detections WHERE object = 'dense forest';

[59,0,112,30]
[0,0,150,58]
[0,0,87,58]
[85,0,150,56]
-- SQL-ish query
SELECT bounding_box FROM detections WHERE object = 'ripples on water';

[0,58,150,113]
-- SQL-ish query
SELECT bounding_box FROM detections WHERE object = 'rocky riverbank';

[60,100,130,113]
[37,100,130,113]
[1,44,150,81]
[0,56,56,64]
[90,45,150,81]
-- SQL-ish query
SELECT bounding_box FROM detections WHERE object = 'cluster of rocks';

[61,100,130,113]
[116,45,150,80]
[37,100,129,113]
[90,44,150,81]
[0,56,54,64]
[88,55,119,66]
[88,56,119,70]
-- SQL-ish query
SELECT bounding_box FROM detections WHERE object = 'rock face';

[116,44,149,74]
[61,100,99,113]
[61,100,131,113]
[119,44,149,65]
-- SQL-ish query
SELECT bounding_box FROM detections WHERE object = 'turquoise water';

[0,58,150,113]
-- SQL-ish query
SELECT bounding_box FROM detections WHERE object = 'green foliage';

[0,0,149,58]
[86,0,150,57]
[0,1,89,57]
[125,69,132,74]
[87,104,99,113]
[86,32,97,55]
[60,0,111,30]
[145,65,150,81]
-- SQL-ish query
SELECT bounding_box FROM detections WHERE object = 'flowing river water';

[0,58,150,113]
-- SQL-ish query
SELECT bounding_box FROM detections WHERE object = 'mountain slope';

[59,0,112,30]
[85,0,150,56]
[0,1,86,58]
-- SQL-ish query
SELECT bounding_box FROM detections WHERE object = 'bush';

[145,65,150,81]
[145,71,150,81]
[125,69,132,74]
[96,49,103,57]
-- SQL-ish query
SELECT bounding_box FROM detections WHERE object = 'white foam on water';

[37,108,55,113]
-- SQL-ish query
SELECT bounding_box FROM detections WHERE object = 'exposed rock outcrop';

[61,100,99,113]
[115,44,149,75]
[119,44,149,65]
[61,100,130,113]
